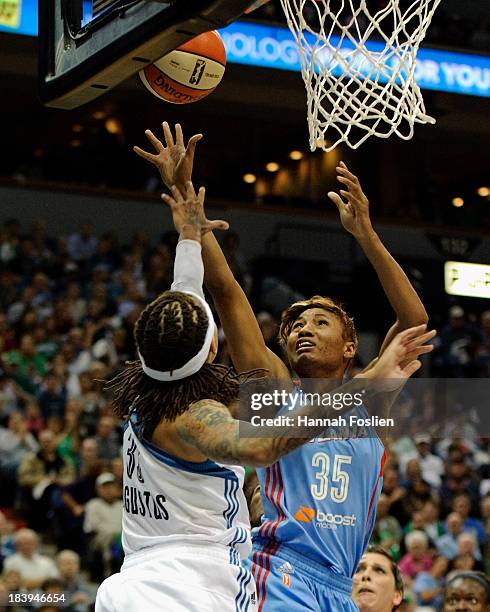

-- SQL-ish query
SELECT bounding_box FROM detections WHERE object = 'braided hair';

[107,291,257,436]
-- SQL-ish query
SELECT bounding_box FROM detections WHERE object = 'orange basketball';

[139,31,226,104]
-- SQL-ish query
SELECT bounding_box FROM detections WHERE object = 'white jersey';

[122,416,252,564]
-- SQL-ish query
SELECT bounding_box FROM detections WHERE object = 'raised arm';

[134,122,287,377]
[328,162,428,354]
[201,231,287,376]
[175,324,435,466]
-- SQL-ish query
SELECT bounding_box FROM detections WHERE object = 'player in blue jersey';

[99,179,425,612]
[134,123,433,612]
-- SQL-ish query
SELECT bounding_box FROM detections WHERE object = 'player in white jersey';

[96,140,434,611]
[95,182,259,612]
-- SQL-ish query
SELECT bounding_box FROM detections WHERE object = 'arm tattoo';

[176,377,373,467]
[176,400,244,465]
[177,400,310,467]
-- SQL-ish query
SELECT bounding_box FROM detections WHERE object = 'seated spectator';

[55,406,81,468]
[412,554,449,610]
[2,568,28,603]
[457,531,482,562]
[422,498,445,544]
[56,549,96,611]
[0,411,39,472]
[372,493,402,560]
[440,461,480,516]
[41,577,67,608]
[37,373,66,420]
[399,530,433,581]
[45,415,65,442]
[63,282,87,325]
[437,512,465,560]
[404,509,427,535]
[443,571,490,611]
[435,305,484,377]
[451,553,484,573]
[400,433,444,489]
[58,438,101,553]
[352,545,404,611]
[452,493,485,544]
[0,411,39,506]
[0,367,30,421]
[2,333,47,394]
[74,374,105,438]
[402,462,432,517]
[257,311,282,357]
[83,473,123,580]
[67,223,98,264]
[476,310,490,378]
[94,416,120,462]
[3,529,58,590]
[6,287,35,326]
[480,494,490,525]
[18,429,76,531]
[0,511,15,572]
[24,400,44,438]
[382,466,408,525]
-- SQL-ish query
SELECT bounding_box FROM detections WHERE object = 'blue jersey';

[253,404,385,578]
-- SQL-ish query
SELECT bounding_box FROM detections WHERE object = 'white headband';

[138,291,215,382]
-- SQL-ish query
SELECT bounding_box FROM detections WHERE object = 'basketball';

[139,31,226,104]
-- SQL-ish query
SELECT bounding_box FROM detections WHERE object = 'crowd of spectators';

[0,216,489,611]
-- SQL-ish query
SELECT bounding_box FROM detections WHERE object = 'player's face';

[286,308,355,377]
[353,553,403,612]
[444,579,489,612]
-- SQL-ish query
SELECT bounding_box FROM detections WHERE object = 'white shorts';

[95,542,257,612]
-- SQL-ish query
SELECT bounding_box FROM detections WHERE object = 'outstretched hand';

[365,324,436,391]
[133,122,202,191]
[161,181,229,238]
[328,162,373,239]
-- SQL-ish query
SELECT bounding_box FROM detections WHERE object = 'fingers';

[402,359,422,378]
[144,129,164,153]
[336,162,366,204]
[170,184,184,204]
[327,191,346,210]
[204,220,229,234]
[337,176,363,203]
[396,324,429,344]
[175,123,184,147]
[337,162,357,183]
[161,193,176,208]
[162,121,175,148]
[184,180,197,200]
[186,133,203,155]
[403,344,434,364]
[404,328,437,351]
[197,186,205,207]
[163,182,205,211]
[133,145,157,162]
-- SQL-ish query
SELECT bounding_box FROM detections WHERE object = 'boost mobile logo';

[190,59,206,85]
[294,506,356,528]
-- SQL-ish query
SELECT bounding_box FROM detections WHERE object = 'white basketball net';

[279,0,442,151]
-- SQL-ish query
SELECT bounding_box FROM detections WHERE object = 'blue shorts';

[245,541,359,612]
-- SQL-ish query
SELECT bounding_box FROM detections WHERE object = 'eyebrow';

[294,312,332,323]
[356,562,388,572]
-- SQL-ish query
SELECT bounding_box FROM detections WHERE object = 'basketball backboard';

[39,0,256,109]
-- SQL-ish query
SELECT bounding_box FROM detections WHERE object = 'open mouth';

[296,339,315,354]
[358,588,375,595]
